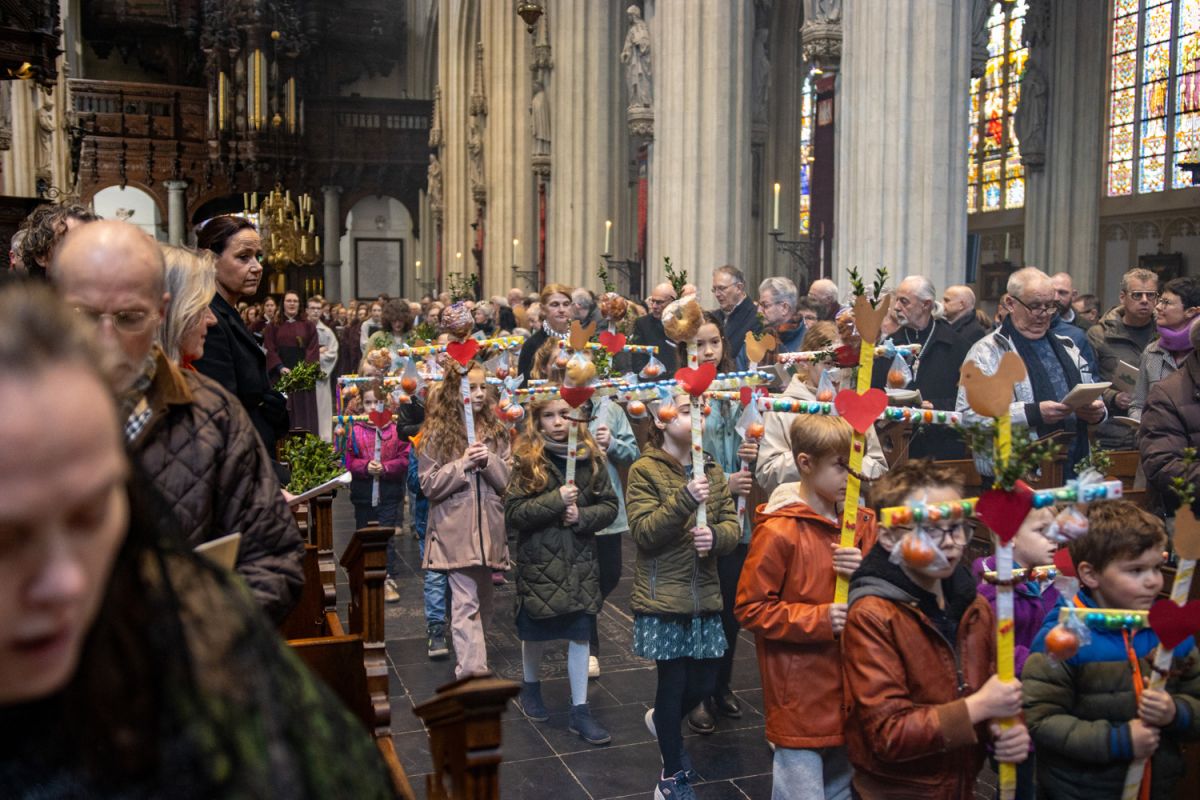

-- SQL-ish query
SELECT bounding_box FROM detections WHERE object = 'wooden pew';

[413,674,521,800]
[1106,449,1141,489]
[280,494,344,639]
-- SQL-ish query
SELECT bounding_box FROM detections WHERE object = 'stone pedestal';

[834,0,972,295]
[165,180,188,245]
[645,0,753,307]
[321,185,342,301]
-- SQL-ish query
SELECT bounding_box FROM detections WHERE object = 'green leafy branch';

[1075,447,1113,478]
[276,360,326,393]
[847,266,890,307]
[663,257,688,297]
[959,424,1063,491]
[448,272,479,303]
[281,433,344,494]
[1172,448,1197,508]
[597,262,615,293]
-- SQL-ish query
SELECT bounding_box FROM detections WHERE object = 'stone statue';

[426,153,443,211]
[530,79,550,156]
[971,0,990,78]
[805,0,841,23]
[35,92,55,180]
[752,27,771,123]
[1015,59,1048,170]
[467,119,484,192]
[621,6,652,108]
[429,85,443,148]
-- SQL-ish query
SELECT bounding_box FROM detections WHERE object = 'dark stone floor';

[331,494,997,799]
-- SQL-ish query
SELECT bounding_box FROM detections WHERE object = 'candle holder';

[602,254,644,300]
[511,262,539,291]
[767,229,818,292]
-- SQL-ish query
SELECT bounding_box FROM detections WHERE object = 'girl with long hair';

[417,360,510,679]
[506,395,617,745]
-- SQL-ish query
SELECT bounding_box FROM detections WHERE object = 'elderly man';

[6,229,26,278]
[808,278,842,321]
[880,276,972,458]
[52,220,304,622]
[630,281,678,374]
[958,267,1105,478]
[571,287,601,328]
[1089,267,1160,448]
[758,277,806,354]
[1048,272,1098,373]
[507,287,525,309]
[942,284,986,344]
[711,265,760,367]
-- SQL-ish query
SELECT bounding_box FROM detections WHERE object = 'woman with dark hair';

[252,295,277,334]
[1130,276,1200,420]
[193,216,289,455]
[264,290,320,435]
[0,283,394,797]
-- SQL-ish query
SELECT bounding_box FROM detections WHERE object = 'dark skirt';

[288,389,319,436]
[516,606,594,643]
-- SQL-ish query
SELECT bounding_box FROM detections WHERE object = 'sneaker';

[645,708,698,782]
[588,655,600,679]
[686,700,716,735]
[654,770,696,800]
[518,681,549,722]
[713,690,742,719]
[568,703,611,745]
[384,578,400,603]
[426,624,449,659]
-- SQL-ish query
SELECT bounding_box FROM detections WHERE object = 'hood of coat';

[761,481,839,519]
[640,444,716,475]
[848,543,978,626]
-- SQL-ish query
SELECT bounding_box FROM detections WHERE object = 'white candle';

[415,259,422,275]
[772,183,781,231]
[512,237,519,266]
[604,220,612,254]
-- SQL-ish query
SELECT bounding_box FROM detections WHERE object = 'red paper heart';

[835,345,860,368]
[1149,599,1200,650]
[446,339,480,366]
[560,385,595,408]
[739,385,767,407]
[598,330,627,355]
[1053,548,1076,578]
[368,409,393,428]
[674,363,716,397]
[975,480,1035,544]
[833,388,888,434]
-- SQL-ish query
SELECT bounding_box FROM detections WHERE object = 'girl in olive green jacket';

[625,392,740,800]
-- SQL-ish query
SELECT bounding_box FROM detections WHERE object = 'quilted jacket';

[505,449,618,619]
[1138,352,1200,515]
[129,350,304,623]
[419,435,511,571]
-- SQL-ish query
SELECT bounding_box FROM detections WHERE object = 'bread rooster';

[959,351,1028,419]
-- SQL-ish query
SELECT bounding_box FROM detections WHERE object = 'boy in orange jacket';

[735,416,875,799]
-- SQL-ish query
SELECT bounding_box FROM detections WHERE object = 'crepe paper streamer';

[461,375,477,446]
[833,434,867,605]
[1056,606,1150,630]
[1122,557,1196,800]
[364,335,526,359]
[684,341,711,556]
[371,421,383,508]
[338,374,504,386]
[880,497,980,527]
[981,565,1059,583]
[581,341,659,354]
[1031,480,1124,508]
[565,423,580,487]
[992,413,1017,800]
[611,371,774,404]
[755,397,968,427]
[776,343,922,364]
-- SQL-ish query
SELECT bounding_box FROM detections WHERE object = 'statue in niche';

[970,0,990,78]
[752,27,770,123]
[804,0,841,23]
[530,78,551,156]
[467,119,484,192]
[621,5,652,108]
[35,92,55,180]
[426,153,443,211]
[0,82,11,150]
[1015,59,1048,169]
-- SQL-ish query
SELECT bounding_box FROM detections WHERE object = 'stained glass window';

[799,74,815,236]
[968,0,1029,214]
[1107,0,1200,195]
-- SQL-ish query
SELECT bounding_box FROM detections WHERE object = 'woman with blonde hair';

[159,244,218,367]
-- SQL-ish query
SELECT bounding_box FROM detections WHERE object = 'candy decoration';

[900,533,937,568]
[880,497,979,527]
[1044,624,1081,661]
[755,397,968,427]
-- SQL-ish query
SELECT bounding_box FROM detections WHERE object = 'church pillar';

[2,81,38,196]
[645,0,754,308]
[437,0,481,295]
[164,180,188,245]
[1020,1,1106,290]
[543,0,626,292]
[321,185,343,302]
[835,0,972,294]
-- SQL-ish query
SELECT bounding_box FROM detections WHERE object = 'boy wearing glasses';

[735,416,874,799]
[841,461,1030,800]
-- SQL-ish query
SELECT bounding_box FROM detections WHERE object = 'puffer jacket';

[842,545,996,800]
[1138,352,1200,514]
[505,448,618,619]
[419,434,510,571]
[1023,590,1200,799]
[626,446,740,616]
[130,349,304,623]
[735,483,877,748]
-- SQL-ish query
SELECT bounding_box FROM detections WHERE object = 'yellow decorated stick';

[833,433,865,605]
[686,341,709,553]
[994,412,1016,800]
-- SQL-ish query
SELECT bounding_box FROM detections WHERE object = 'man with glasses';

[1048,271,1098,373]
[52,220,304,623]
[630,281,678,374]
[757,277,806,355]
[1088,267,1159,448]
[957,267,1105,479]
[711,265,760,367]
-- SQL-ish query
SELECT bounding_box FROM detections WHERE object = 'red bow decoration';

[833,388,888,435]
[674,363,716,397]
[1149,599,1200,650]
[975,480,1035,545]
[560,385,595,408]
[446,339,480,366]
[598,330,627,355]
[368,408,393,428]
[1053,548,1076,578]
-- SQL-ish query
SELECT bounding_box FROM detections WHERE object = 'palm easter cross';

[662,293,713,547]
[560,320,599,487]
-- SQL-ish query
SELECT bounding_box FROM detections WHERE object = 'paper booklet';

[1062,381,1111,410]
[1113,360,1140,393]
[195,532,241,571]
[287,471,353,506]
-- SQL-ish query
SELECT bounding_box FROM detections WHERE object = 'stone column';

[321,185,343,302]
[645,0,754,308]
[1021,1,1106,289]
[437,0,481,294]
[835,0,973,294]
[164,180,188,245]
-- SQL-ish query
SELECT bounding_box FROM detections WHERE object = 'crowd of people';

[3,204,1200,800]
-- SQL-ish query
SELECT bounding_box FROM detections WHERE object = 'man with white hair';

[958,267,1106,478]
[711,264,760,367]
[807,278,842,321]
[630,281,678,374]
[758,276,806,354]
[942,284,986,344]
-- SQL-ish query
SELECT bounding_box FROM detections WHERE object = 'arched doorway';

[92,185,165,241]
[342,195,417,302]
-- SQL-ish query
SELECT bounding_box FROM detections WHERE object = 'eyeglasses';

[1155,296,1179,308]
[73,306,159,334]
[712,282,739,294]
[1127,291,1159,301]
[1011,295,1055,317]
[647,296,674,306]
[894,522,970,546]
